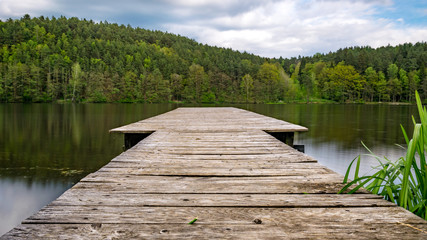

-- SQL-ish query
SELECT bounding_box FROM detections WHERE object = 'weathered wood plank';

[104,161,322,169]
[4,222,427,240]
[94,166,335,176]
[135,131,293,145]
[51,192,392,207]
[81,174,345,184]
[23,206,427,225]
[137,143,288,148]
[114,153,316,162]
[71,178,357,194]
[128,148,295,155]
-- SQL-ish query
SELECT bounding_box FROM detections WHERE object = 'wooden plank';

[126,149,299,155]
[114,153,316,162]
[4,222,427,240]
[23,206,427,225]
[104,161,322,169]
[143,136,282,142]
[136,134,291,145]
[51,192,392,207]
[138,142,287,147]
[81,174,345,184]
[94,167,335,176]
[71,178,357,194]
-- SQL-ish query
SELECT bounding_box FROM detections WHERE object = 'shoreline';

[0,100,417,105]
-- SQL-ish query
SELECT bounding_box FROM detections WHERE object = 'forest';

[0,15,426,103]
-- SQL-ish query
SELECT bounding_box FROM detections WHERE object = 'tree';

[398,68,408,101]
[71,62,82,102]
[388,78,401,102]
[170,73,183,101]
[255,62,282,102]
[387,63,398,79]
[152,68,171,102]
[121,71,138,101]
[420,67,427,101]
[301,63,315,103]
[209,70,232,102]
[326,62,360,102]
[376,71,388,102]
[408,70,420,102]
[184,64,207,102]
[364,67,377,102]
[240,74,253,102]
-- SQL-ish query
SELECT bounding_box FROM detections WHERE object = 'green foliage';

[71,62,82,102]
[0,15,426,103]
[0,15,268,103]
[256,62,280,102]
[240,74,254,102]
[201,91,216,103]
[339,91,427,219]
[325,62,361,102]
[387,63,399,80]
[283,43,427,103]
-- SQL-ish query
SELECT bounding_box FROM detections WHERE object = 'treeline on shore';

[0,15,426,103]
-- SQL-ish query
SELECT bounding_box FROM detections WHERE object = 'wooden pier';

[3,107,427,239]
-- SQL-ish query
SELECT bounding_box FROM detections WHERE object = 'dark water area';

[0,103,418,235]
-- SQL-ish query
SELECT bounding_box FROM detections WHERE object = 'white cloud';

[0,0,54,19]
[164,0,427,58]
[396,18,404,23]
[164,0,239,7]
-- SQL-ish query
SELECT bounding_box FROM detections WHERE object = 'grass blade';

[342,156,359,184]
[399,125,421,209]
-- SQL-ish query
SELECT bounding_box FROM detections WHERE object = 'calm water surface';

[0,103,418,235]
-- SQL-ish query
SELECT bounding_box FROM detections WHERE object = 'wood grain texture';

[95,166,335,176]
[23,206,426,225]
[110,107,308,133]
[4,223,427,240]
[3,107,427,239]
[51,192,392,207]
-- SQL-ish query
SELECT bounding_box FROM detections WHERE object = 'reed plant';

[339,91,427,219]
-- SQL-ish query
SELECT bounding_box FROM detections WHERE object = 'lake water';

[0,103,418,235]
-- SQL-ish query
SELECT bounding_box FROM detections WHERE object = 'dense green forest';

[0,15,426,103]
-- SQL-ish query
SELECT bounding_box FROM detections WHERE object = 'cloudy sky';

[0,0,426,58]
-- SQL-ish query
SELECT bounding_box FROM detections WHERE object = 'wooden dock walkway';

[3,107,427,239]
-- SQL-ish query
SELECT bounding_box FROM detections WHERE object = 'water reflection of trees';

[0,103,177,181]
[0,103,418,181]
[245,103,417,149]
